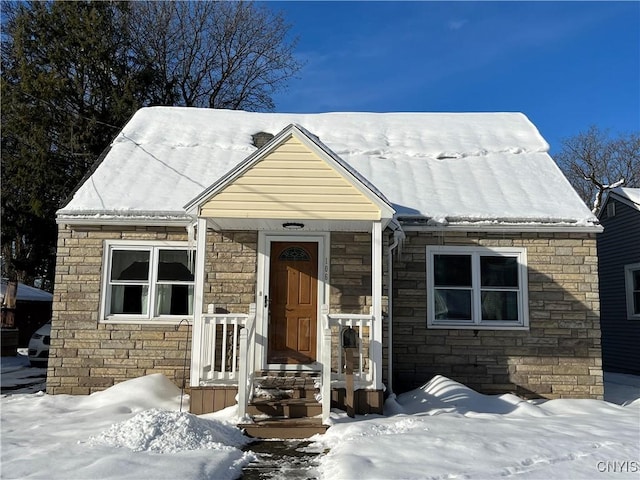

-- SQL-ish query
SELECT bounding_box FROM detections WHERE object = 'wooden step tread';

[247,401,322,419]
[254,376,319,389]
[239,418,329,439]
[250,397,320,406]
[256,371,320,378]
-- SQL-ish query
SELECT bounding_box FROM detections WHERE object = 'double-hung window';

[426,246,529,329]
[102,241,196,323]
[625,263,640,320]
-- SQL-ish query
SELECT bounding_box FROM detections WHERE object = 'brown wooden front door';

[267,242,318,364]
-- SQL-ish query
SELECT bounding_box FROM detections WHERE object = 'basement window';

[101,241,195,323]
[625,263,640,320]
[426,246,529,329]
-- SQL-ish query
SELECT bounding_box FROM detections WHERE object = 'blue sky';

[270,1,639,153]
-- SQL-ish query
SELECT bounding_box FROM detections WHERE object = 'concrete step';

[239,417,329,439]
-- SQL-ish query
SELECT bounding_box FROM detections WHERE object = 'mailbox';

[341,327,358,348]
[341,326,358,418]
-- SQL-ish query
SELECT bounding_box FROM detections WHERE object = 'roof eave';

[397,216,602,233]
[56,211,194,227]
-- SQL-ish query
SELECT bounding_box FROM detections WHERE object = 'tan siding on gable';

[200,136,382,220]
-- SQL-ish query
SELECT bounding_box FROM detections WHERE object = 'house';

[48,107,603,427]
[1,280,53,349]
[597,187,640,374]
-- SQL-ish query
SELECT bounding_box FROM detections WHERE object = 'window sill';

[428,322,529,331]
[101,316,194,326]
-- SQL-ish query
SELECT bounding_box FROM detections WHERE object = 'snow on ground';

[1,363,254,480]
[312,375,640,480]
[603,371,640,406]
[1,352,639,480]
[86,408,249,454]
[0,351,47,394]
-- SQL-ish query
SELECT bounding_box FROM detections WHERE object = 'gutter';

[395,214,603,233]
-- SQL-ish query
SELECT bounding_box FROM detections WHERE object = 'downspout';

[386,223,404,396]
[189,217,208,388]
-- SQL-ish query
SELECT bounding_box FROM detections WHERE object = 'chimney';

[252,132,274,149]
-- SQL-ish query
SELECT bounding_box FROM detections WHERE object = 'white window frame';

[100,240,195,324]
[426,245,529,330]
[625,262,640,320]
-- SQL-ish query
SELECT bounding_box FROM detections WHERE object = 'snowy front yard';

[1,354,638,479]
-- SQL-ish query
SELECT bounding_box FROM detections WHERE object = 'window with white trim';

[426,246,529,329]
[625,263,640,320]
[102,242,195,323]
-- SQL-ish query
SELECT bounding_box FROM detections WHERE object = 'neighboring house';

[597,187,640,374]
[48,107,603,422]
[1,280,53,346]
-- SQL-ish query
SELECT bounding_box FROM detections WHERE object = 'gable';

[599,187,640,221]
[199,134,385,221]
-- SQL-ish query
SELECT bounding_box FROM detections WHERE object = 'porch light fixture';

[282,222,304,230]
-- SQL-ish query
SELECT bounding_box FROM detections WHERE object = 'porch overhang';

[201,216,392,233]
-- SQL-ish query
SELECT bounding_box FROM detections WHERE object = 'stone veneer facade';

[48,226,603,400]
[391,230,603,399]
[48,226,193,394]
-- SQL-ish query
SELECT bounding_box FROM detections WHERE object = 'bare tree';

[129,1,302,110]
[554,126,640,214]
[2,0,301,286]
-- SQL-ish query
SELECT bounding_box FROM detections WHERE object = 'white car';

[28,321,51,367]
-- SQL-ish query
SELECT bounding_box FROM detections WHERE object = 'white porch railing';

[321,304,375,422]
[198,305,256,386]
[237,304,256,418]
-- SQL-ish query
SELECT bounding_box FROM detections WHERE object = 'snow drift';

[87,408,250,453]
[313,375,639,480]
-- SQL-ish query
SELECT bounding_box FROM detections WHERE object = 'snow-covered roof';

[0,281,53,302]
[604,187,640,212]
[57,107,599,229]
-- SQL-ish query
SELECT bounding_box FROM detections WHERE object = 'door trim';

[256,232,330,372]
